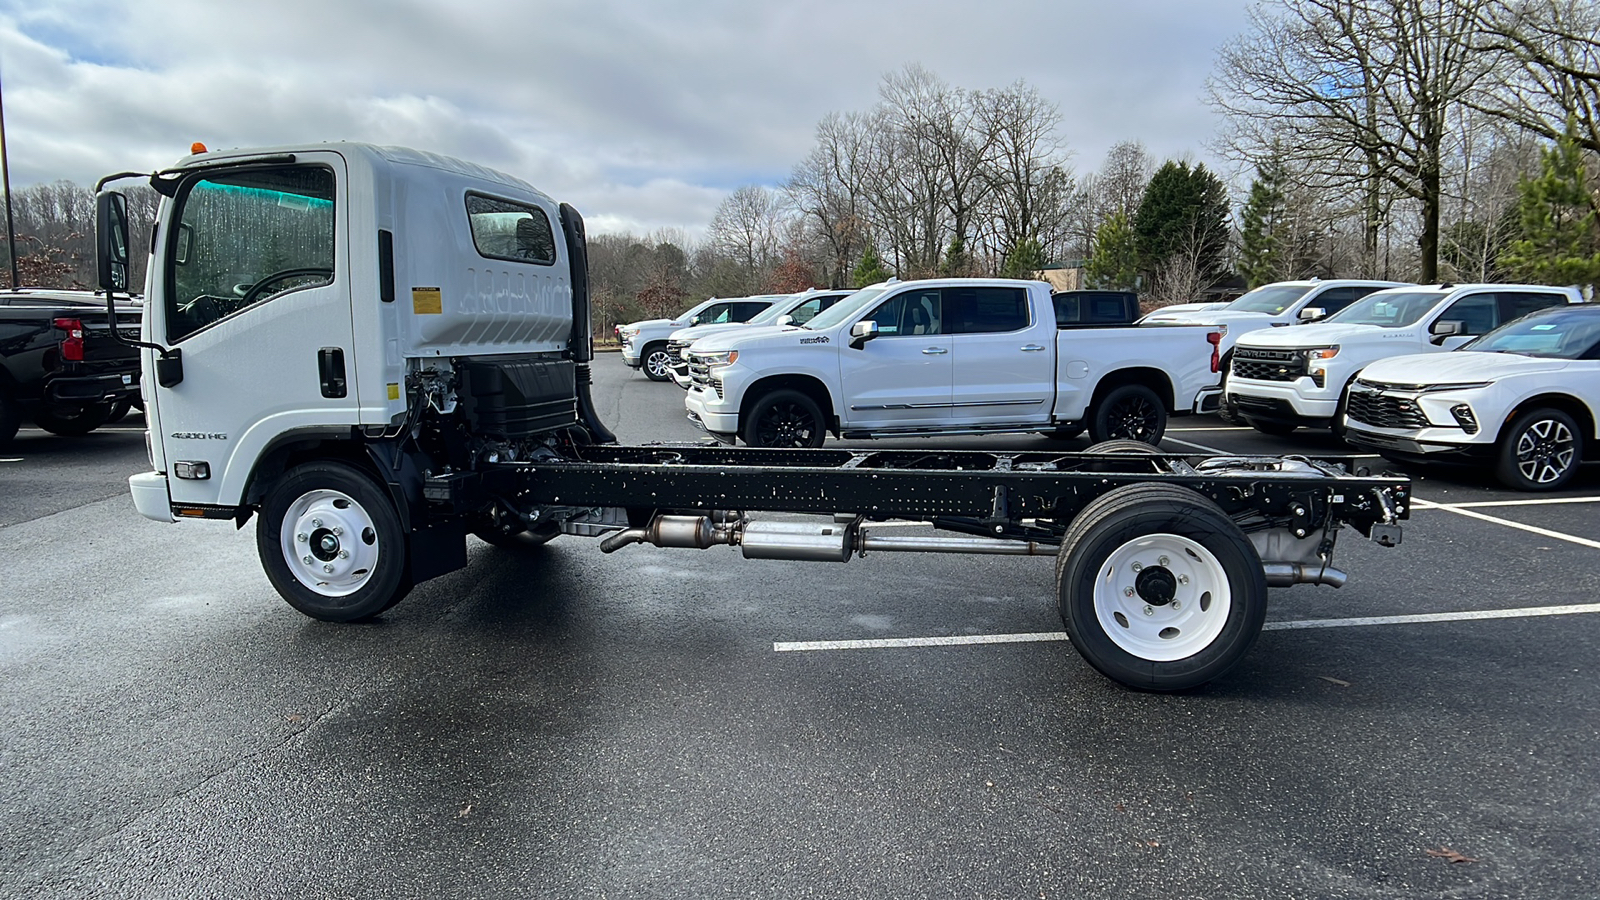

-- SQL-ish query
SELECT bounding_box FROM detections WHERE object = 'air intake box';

[457,355,578,439]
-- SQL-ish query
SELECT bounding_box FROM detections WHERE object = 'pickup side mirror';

[1430,319,1464,344]
[689,316,702,326]
[1298,307,1326,322]
[848,319,879,350]
[96,191,130,293]
[776,314,794,327]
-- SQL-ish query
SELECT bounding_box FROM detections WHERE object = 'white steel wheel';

[258,461,411,621]
[1092,533,1231,662]
[1055,482,1267,691]
[279,489,383,598]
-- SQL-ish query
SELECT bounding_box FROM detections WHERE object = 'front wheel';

[258,461,412,621]
[1496,408,1582,491]
[33,403,111,436]
[1088,384,1167,445]
[742,389,827,448]
[642,343,674,382]
[1055,483,1267,691]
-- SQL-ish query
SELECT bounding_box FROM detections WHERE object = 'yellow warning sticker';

[412,287,443,315]
[387,383,401,401]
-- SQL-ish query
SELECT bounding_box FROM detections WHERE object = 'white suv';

[619,295,783,381]
[1344,303,1600,490]
[1227,283,1583,437]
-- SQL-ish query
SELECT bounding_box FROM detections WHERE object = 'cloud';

[0,0,1251,237]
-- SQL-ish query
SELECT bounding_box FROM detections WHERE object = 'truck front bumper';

[1227,380,1339,426]
[685,385,740,438]
[129,471,176,523]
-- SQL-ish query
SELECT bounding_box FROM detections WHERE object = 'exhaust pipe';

[1261,562,1347,588]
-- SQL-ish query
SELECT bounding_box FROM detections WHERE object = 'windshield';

[802,286,888,331]
[745,294,804,326]
[1227,284,1312,315]
[1323,290,1443,327]
[1461,309,1600,358]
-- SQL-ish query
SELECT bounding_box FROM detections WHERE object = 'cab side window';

[1312,287,1359,314]
[946,287,1029,334]
[695,303,737,325]
[729,301,770,322]
[1500,291,1567,322]
[866,289,941,336]
[1440,293,1498,335]
[466,193,556,265]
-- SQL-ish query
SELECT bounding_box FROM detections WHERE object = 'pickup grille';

[687,354,723,398]
[1345,383,1430,429]
[1231,347,1306,382]
[667,339,692,359]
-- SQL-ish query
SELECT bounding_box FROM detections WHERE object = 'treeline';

[5,0,1596,334]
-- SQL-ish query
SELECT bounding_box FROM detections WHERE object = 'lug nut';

[1172,601,1182,611]
[338,550,349,559]
[1158,556,1169,566]
[1143,606,1154,616]
[333,526,344,536]
[1131,562,1143,572]
[296,533,308,542]
[1124,587,1135,597]
[1178,575,1189,585]
[312,518,323,528]
[302,556,314,565]
[323,564,334,573]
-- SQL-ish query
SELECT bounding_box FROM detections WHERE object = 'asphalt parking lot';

[2,353,1597,899]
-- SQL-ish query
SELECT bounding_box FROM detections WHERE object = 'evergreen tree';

[1499,129,1600,294]
[852,245,893,287]
[1084,212,1140,291]
[940,234,972,277]
[1000,238,1047,279]
[1133,161,1231,287]
[1237,159,1287,288]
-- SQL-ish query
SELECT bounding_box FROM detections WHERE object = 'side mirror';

[1298,307,1326,322]
[1430,319,1464,344]
[96,191,130,293]
[776,314,794,327]
[848,319,879,350]
[689,315,702,326]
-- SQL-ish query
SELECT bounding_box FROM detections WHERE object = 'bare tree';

[1471,0,1600,155]
[977,81,1075,267]
[706,185,784,294]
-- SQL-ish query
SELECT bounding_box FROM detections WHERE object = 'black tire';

[257,461,412,621]
[1216,356,1241,424]
[1038,424,1086,440]
[1495,408,1582,492]
[0,391,21,449]
[742,389,827,448]
[641,343,673,382]
[1248,419,1298,437]
[104,398,133,425]
[1088,384,1167,445]
[1055,483,1268,691]
[33,403,111,436]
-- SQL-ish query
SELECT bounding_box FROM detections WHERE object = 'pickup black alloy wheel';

[258,461,412,621]
[104,398,133,425]
[642,344,673,382]
[1496,407,1582,491]
[743,389,827,448]
[1055,483,1267,691]
[33,403,111,436]
[1089,384,1167,445]
[0,391,20,448]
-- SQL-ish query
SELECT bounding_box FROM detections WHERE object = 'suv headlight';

[1417,381,1491,393]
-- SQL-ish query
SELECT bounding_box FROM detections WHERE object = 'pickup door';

[837,285,1055,430]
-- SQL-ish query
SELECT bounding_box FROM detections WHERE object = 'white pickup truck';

[683,278,1222,447]
[666,288,852,387]
[619,294,782,381]
[1227,283,1584,436]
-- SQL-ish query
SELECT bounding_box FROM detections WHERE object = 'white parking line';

[0,458,21,463]
[1158,435,1229,454]
[1411,498,1600,550]
[1432,496,1600,509]
[774,602,1600,652]
[1168,426,1255,432]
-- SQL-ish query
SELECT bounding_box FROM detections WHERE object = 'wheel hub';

[1134,565,1178,606]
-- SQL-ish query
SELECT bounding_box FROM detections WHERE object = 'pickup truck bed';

[0,290,143,447]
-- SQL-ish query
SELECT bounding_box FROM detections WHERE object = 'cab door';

[838,287,952,428]
[150,155,354,508]
[946,285,1053,425]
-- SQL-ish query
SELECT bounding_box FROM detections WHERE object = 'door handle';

[318,347,347,399]
[922,347,948,355]
[1020,344,1046,352]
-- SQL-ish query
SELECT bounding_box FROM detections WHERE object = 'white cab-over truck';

[92,142,1412,692]
[620,295,781,381]
[683,279,1224,448]
[1227,283,1583,437]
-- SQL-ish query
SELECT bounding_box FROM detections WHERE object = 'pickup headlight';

[1302,346,1339,360]
[699,350,739,368]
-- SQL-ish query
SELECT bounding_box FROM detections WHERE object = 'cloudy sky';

[0,0,1252,238]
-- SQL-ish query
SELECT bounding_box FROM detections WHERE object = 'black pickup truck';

[1,289,143,448]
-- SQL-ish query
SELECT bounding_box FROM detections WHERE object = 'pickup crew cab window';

[946,286,1029,334]
[1438,293,1498,335]
[785,294,841,325]
[866,289,941,336]
[1309,287,1365,314]
[167,166,335,343]
[1500,291,1568,322]
[466,193,556,265]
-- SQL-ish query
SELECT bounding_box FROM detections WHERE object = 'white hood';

[1144,302,1229,321]
[1359,351,1571,384]
[1237,322,1392,349]
[669,321,751,343]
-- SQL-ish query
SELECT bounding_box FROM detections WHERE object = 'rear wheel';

[742,389,827,448]
[1496,408,1582,491]
[258,461,412,621]
[1089,384,1167,445]
[1055,483,1267,691]
[642,343,673,382]
[33,403,111,436]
